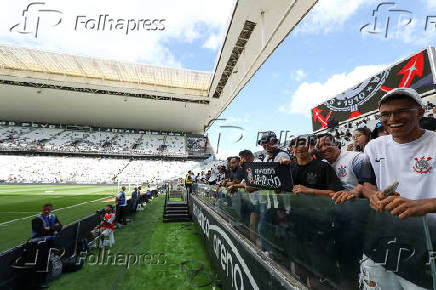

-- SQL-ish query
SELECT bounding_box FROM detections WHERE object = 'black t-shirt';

[224,168,230,179]
[419,117,436,131]
[229,167,244,182]
[293,159,344,191]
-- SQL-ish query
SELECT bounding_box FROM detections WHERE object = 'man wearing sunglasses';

[363,87,436,219]
[258,131,291,162]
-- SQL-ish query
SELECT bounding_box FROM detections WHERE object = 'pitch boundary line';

[0,195,112,227]
[0,219,19,226]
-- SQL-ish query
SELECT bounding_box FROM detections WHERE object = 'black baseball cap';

[257,131,277,145]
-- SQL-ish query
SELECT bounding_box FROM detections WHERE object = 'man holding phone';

[363,88,436,218]
[361,88,436,289]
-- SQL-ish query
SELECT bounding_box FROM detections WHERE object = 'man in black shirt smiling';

[291,136,344,195]
[227,156,244,185]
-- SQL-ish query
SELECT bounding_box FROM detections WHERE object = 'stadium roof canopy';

[0,0,317,133]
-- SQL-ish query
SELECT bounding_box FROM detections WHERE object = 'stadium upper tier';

[0,155,199,184]
[0,123,210,158]
[0,0,317,133]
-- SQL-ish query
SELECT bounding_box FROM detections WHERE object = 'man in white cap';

[360,87,436,289]
[363,87,436,217]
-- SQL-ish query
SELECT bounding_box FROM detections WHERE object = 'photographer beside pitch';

[91,205,116,248]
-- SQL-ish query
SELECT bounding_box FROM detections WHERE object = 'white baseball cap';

[378,87,423,107]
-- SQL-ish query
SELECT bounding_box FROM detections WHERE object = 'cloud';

[389,17,436,46]
[203,33,223,50]
[222,116,249,124]
[215,149,238,161]
[0,0,234,67]
[291,70,306,82]
[280,64,387,116]
[426,0,436,10]
[297,0,376,33]
[356,1,436,45]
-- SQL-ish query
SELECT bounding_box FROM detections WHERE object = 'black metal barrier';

[190,184,436,290]
[0,194,150,290]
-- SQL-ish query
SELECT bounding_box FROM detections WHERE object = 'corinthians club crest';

[324,69,390,112]
[246,167,254,183]
[413,156,433,174]
[337,165,347,178]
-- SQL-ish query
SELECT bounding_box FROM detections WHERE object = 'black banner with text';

[243,162,293,191]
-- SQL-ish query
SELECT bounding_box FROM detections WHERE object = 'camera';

[96,209,106,215]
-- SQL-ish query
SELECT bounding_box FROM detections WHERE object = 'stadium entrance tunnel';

[163,188,191,223]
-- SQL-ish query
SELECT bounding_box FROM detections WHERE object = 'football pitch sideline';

[0,184,118,252]
[49,195,218,290]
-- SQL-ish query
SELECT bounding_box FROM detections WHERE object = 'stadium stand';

[0,123,210,158]
[115,160,198,185]
[0,155,198,184]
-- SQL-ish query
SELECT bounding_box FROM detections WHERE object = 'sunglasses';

[290,136,317,147]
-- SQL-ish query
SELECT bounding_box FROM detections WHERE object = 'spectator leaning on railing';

[237,149,262,242]
[225,156,244,193]
[259,131,291,162]
[361,87,436,290]
[226,150,261,194]
[283,135,344,196]
[316,134,376,203]
[363,87,436,218]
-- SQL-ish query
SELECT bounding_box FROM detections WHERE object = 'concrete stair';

[163,201,191,223]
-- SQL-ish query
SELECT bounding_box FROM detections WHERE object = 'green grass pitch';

[0,185,218,289]
[0,185,118,252]
[50,195,218,290]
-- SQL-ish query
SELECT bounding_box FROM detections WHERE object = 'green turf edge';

[49,195,219,290]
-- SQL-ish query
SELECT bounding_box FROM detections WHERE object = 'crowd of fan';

[0,126,193,157]
[185,88,436,289]
[199,89,436,205]
[327,99,436,147]
[0,155,199,184]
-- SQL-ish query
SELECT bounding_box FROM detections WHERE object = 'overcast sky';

[1,0,436,159]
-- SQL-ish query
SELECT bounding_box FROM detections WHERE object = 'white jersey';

[364,130,436,200]
[331,151,361,191]
[263,150,290,162]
